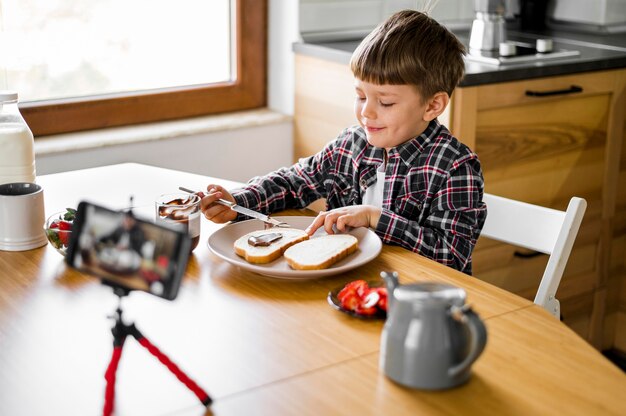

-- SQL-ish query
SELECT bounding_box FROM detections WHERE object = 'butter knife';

[178,186,289,228]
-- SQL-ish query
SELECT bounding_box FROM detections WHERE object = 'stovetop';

[466,41,581,66]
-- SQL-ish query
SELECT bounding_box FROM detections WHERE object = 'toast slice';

[284,234,359,270]
[234,228,309,264]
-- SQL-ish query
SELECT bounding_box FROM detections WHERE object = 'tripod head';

[108,282,132,299]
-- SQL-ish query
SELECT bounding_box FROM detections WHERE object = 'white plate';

[207,216,382,279]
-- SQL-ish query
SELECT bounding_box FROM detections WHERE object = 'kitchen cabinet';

[450,69,626,350]
[615,83,626,353]
[294,53,626,351]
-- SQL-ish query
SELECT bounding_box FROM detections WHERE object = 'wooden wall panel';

[294,55,356,161]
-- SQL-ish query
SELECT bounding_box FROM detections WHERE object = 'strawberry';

[338,280,369,301]
[57,230,70,247]
[58,220,72,231]
[47,209,76,248]
[336,280,387,316]
[354,280,370,298]
[374,288,388,311]
[340,292,360,311]
[337,286,355,302]
[355,305,378,316]
[45,228,62,249]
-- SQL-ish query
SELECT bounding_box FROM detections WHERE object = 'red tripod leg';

[103,343,124,416]
[129,325,212,406]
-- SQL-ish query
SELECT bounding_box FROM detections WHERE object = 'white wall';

[268,0,300,115]
[36,120,293,183]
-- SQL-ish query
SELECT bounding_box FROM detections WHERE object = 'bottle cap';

[0,91,18,102]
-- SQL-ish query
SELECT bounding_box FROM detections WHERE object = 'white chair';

[480,193,587,319]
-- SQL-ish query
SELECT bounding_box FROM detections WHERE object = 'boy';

[201,10,487,274]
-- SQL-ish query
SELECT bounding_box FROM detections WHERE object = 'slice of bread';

[284,234,359,270]
[234,228,309,264]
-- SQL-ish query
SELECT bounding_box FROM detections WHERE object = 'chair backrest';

[480,193,587,319]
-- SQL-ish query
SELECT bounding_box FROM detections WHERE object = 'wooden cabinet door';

[451,69,626,347]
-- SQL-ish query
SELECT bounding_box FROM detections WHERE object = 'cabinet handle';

[525,85,583,97]
[513,250,543,259]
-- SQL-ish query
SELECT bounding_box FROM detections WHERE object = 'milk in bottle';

[0,91,36,185]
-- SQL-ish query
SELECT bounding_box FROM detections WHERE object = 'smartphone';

[66,201,191,300]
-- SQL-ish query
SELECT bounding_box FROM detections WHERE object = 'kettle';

[379,271,487,390]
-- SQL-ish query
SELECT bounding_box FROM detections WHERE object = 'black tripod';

[103,287,211,416]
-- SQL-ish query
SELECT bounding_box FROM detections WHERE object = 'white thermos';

[0,91,36,185]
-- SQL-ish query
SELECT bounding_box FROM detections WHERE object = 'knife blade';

[215,199,286,227]
[178,186,288,228]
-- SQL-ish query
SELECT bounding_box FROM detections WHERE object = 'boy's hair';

[350,10,465,100]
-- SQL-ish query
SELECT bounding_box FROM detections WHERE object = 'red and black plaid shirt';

[232,120,487,274]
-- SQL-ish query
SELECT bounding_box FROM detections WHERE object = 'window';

[0,0,266,136]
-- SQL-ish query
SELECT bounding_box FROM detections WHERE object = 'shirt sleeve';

[230,132,345,215]
[375,155,487,274]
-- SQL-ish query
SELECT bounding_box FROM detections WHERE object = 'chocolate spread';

[248,233,283,247]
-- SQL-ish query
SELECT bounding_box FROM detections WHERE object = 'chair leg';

[543,297,560,319]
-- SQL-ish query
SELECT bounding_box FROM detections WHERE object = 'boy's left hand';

[305,205,381,236]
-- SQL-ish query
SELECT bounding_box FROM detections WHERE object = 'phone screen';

[66,201,191,300]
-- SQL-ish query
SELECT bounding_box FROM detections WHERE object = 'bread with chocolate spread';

[234,228,309,264]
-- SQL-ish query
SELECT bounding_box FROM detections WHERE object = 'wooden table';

[0,163,624,415]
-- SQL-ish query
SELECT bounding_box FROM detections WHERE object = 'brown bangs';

[349,10,465,100]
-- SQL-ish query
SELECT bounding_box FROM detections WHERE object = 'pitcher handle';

[448,305,488,378]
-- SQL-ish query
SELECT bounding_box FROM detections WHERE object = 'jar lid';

[0,91,18,102]
[395,282,466,306]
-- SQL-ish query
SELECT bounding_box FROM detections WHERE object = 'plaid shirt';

[232,120,487,274]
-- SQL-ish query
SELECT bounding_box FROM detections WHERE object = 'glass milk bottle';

[0,91,36,185]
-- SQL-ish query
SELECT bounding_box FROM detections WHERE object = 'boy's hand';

[199,184,238,224]
[305,205,381,236]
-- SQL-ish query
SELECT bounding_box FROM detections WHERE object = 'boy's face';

[354,79,433,150]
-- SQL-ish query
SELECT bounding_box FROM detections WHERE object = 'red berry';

[337,280,387,316]
[377,296,388,312]
[354,280,370,298]
[58,230,70,246]
[373,288,388,312]
[49,221,60,229]
[340,280,369,299]
[337,286,355,302]
[356,305,378,316]
[340,292,360,311]
[58,220,72,231]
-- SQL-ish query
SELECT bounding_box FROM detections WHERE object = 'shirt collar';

[388,119,441,165]
[357,119,442,166]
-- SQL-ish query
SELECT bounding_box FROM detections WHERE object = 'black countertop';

[293,27,626,87]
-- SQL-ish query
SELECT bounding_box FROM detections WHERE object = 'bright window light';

[0,0,232,103]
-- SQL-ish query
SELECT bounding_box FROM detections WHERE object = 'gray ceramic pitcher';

[379,271,487,390]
